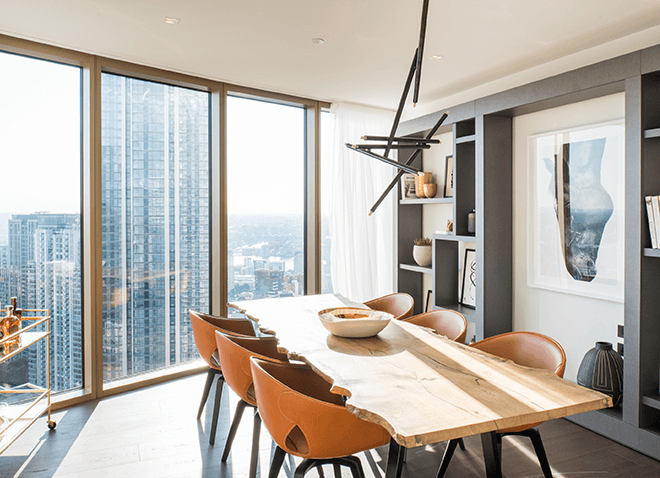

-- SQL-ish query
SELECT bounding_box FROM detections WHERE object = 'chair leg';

[316,464,325,477]
[343,456,365,478]
[248,410,261,478]
[332,463,341,478]
[209,375,224,445]
[512,428,553,478]
[294,458,320,478]
[458,437,465,451]
[197,368,216,419]
[436,439,460,478]
[222,400,247,461]
[268,446,286,478]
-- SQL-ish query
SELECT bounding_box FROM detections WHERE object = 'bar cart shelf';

[0,309,55,454]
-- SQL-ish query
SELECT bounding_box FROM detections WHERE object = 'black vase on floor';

[577,341,623,407]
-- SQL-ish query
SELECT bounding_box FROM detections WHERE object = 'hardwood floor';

[2,373,659,477]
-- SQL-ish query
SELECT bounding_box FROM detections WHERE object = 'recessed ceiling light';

[311,38,324,44]
[429,55,443,60]
[165,17,180,24]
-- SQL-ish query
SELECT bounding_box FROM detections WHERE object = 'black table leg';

[481,431,502,478]
[384,438,406,478]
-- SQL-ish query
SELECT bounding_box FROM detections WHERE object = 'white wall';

[512,93,625,382]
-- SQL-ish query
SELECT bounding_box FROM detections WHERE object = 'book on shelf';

[646,195,660,248]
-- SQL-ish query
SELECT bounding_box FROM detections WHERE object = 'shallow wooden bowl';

[318,307,392,338]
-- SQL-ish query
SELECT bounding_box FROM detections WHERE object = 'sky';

[0,51,81,215]
[0,51,325,221]
[226,96,306,215]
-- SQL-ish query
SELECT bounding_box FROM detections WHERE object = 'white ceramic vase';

[413,245,432,267]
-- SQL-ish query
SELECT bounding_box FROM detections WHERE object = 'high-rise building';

[1,213,81,391]
[101,74,210,382]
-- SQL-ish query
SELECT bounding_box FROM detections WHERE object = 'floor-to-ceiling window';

[226,96,306,301]
[101,73,210,383]
[0,51,83,393]
[1,36,326,403]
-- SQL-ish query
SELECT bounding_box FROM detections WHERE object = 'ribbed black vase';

[577,341,623,407]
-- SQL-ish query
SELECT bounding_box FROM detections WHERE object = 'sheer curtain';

[329,102,397,302]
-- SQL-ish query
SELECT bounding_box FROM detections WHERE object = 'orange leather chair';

[214,331,289,478]
[250,357,392,478]
[189,310,258,445]
[436,331,567,478]
[402,309,468,344]
[364,292,414,320]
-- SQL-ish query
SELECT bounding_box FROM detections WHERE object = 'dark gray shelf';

[433,303,477,321]
[643,127,660,139]
[642,394,660,411]
[400,198,453,205]
[643,247,660,257]
[433,233,476,242]
[399,263,433,274]
[455,134,476,144]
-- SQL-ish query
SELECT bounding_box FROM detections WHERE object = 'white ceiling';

[2,0,660,112]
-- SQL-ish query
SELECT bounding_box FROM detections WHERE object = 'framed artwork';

[401,173,417,199]
[444,155,454,198]
[528,120,625,302]
[460,248,476,308]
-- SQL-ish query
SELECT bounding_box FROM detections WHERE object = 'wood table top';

[230,294,612,448]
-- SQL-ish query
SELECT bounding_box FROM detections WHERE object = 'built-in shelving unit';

[395,41,660,462]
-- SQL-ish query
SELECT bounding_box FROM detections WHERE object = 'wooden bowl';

[318,307,393,338]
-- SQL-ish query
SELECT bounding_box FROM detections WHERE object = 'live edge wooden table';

[230,294,612,478]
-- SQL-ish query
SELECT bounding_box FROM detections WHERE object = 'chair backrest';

[189,310,256,368]
[215,331,288,405]
[470,331,566,377]
[250,358,391,459]
[402,309,468,344]
[363,293,414,320]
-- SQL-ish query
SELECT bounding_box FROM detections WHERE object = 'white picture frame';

[527,120,625,302]
[401,173,417,199]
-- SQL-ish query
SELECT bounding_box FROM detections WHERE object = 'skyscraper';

[101,74,210,381]
[2,213,81,391]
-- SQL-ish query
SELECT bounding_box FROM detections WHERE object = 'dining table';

[229,293,612,478]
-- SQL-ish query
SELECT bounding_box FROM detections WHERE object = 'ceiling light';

[311,38,324,44]
[430,55,443,60]
[164,17,180,24]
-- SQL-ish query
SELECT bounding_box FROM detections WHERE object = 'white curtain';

[329,102,397,302]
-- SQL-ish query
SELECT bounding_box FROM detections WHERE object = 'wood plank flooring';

[1,373,659,477]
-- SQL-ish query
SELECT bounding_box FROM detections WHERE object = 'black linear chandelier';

[345,0,448,215]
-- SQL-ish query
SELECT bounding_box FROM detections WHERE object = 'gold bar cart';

[0,308,56,454]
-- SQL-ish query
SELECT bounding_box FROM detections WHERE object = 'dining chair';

[363,292,414,320]
[189,310,259,445]
[435,331,567,478]
[250,357,392,478]
[214,331,290,478]
[401,309,468,344]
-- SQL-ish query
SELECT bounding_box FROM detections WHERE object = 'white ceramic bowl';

[317,307,393,338]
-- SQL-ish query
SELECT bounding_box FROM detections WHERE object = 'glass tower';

[101,73,210,382]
